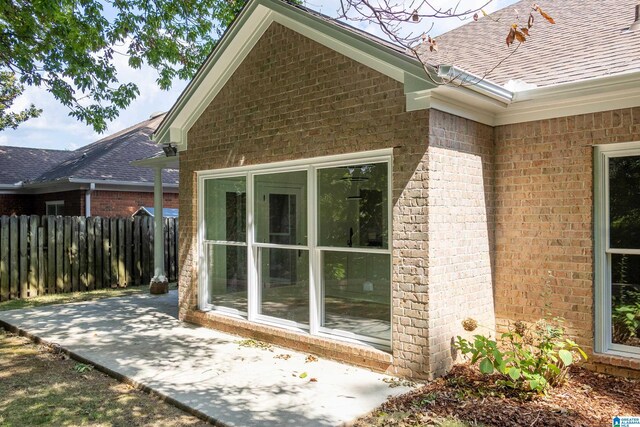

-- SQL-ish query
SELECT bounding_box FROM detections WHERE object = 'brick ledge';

[589,352,640,379]
[184,309,394,373]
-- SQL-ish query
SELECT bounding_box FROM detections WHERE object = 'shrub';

[454,317,587,394]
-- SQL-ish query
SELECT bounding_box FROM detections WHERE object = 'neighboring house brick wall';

[494,108,640,378]
[0,194,34,216]
[38,190,85,216]
[90,190,178,217]
[179,24,493,377]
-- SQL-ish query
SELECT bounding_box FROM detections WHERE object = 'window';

[199,151,392,348]
[46,201,64,216]
[595,142,640,358]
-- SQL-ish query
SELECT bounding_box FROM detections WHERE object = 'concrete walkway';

[0,291,414,426]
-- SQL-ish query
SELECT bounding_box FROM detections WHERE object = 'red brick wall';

[0,194,34,216]
[0,191,84,216]
[90,190,178,217]
[494,108,640,378]
[179,22,433,377]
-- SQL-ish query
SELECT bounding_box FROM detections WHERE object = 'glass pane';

[259,248,309,324]
[322,251,390,342]
[255,171,307,245]
[207,244,247,312]
[611,254,640,348]
[609,156,640,249]
[204,177,246,242]
[318,163,388,249]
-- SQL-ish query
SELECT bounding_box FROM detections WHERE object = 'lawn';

[0,329,209,427]
[0,284,176,312]
[354,364,640,427]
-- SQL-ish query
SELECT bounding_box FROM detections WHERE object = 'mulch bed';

[355,365,640,426]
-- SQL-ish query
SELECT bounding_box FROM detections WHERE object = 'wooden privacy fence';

[0,215,178,301]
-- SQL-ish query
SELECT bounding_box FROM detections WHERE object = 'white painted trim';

[593,140,640,358]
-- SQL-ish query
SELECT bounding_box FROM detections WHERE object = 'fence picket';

[19,216,28,299]
[47,216,56,294]
[79,217,87,291]
[38,227,45,296]
[133,217,141,286]
[95,218,103,289]
[28,216,39,297]
[56,217,64,293]
[0,217,8,301]
[110,218,118,287]
[63,217,71,292]
[87,217,95,290]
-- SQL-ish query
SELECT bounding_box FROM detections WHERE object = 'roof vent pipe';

[631,4,640,31]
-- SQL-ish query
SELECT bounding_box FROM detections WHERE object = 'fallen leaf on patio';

[305,355,318,363]
[309,378,318,382]
[299,372,308,379]
[274,353,291,360]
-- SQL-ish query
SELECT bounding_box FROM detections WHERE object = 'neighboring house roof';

[0,113,179,188]
[422,0,640,87]
[0,146,73,185]
[133,207,179,218]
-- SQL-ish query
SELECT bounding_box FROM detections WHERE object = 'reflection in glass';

[611,254,640,348]
[254,171,307,245]
[318,163,388,249]
[259,248,309,324]
[609,156,640,250]
[322,251,390,341]
[207,244,247,312]
[205,177,246,242]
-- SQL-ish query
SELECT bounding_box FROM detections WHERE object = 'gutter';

[436,65,513,103]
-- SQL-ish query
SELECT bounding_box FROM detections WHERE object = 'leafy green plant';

[454,318,587,394]
[73,363,94,373]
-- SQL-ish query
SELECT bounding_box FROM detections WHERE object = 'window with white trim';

[595,142,640,358]
[45,201,64,216]
[199,152,392,348]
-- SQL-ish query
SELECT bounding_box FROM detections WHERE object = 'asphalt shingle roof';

[420,0,640,87]
[0,113,178,187]
[0,146,73,185]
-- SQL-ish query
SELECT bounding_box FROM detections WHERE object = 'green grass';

[0,330,208,427]
[0,283,177,312]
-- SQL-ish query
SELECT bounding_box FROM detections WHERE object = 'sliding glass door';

[200,152,391,348]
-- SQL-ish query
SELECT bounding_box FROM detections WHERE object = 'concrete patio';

[0,290,414,426]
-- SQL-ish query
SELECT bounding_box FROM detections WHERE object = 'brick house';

[151,0,640,379]
[0,114,178,217]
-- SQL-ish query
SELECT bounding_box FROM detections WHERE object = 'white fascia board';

[131,154,179,169]
[153,0,434,150]
[495,70,640,125]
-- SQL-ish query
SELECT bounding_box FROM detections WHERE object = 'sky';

[0,0,518,151]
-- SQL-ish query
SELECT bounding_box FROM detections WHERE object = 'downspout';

[85,183,95,217]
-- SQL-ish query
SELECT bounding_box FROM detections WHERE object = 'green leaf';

[479,358,494,374]
[508,367,521,381]
[558,349,573,366]
[299,372,308,379]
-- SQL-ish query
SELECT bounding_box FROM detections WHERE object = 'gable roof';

[0,114,179,189]
[154,0,640,138]
[0,146,73,185]
[423,0,640,87]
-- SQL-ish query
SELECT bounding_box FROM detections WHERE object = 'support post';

[150,167,168,294]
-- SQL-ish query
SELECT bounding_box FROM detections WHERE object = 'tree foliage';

[0,71,41,130]
[0,0,281,132]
